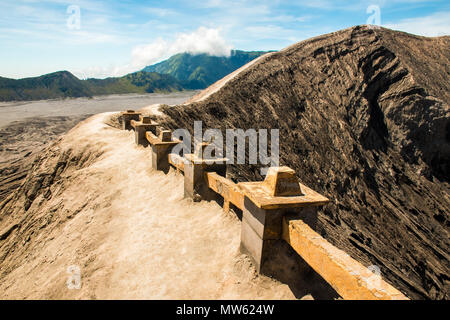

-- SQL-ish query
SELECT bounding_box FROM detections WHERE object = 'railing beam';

[282,216,408,300]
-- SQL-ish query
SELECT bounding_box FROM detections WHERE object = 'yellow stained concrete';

[262,166,304,197]
[130,119,156,129]
[206,172,245,211]
[239,181,329,210]
[282,218,409,300]
[146,131,180,146]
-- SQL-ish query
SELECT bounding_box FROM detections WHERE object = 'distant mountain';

[142,50,271,89]
[0,71,184,102]
[0,50,271,102]
[85,71,184,95]
[0,71,91,101]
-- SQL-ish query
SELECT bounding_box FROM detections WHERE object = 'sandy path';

[0,112,295,299]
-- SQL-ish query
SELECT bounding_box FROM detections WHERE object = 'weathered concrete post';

[131,116,158,146]
[146,130,179,172]
[238,166,329,275]
[121,110,141,131]
[184,142,228,202]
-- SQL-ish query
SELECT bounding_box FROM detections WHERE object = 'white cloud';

[383,11,450,37]
[130,26,234,70]
[74,26,234,79]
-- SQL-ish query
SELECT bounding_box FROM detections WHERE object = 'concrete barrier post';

[132,116,157,147]
[184,142,227,202]
[121,110,141,130]
[146,130,179,172]
[238,167,329,275]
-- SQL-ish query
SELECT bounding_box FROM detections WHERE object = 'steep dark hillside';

[143,50,270,89]
[161,26,450,299]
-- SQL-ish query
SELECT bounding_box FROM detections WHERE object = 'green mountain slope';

[0,71,91,101]
[86,71,184,95]
[0,71,184,102]
[142,50,270,89]
[0,50,271,102]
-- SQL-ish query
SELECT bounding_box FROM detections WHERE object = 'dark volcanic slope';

[161,26,450,299]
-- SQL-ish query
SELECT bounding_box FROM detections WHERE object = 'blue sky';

[0,0,448,79]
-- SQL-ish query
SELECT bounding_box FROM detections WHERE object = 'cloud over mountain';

[131,27,234,71]
[75,27,234,79]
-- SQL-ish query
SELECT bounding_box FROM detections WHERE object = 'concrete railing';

[120,110,409,300]
[206,172,244,213]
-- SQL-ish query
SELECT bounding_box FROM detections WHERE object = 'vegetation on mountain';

[0,50,269,102]
[142,50,270,89]
[0,71,184,102]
